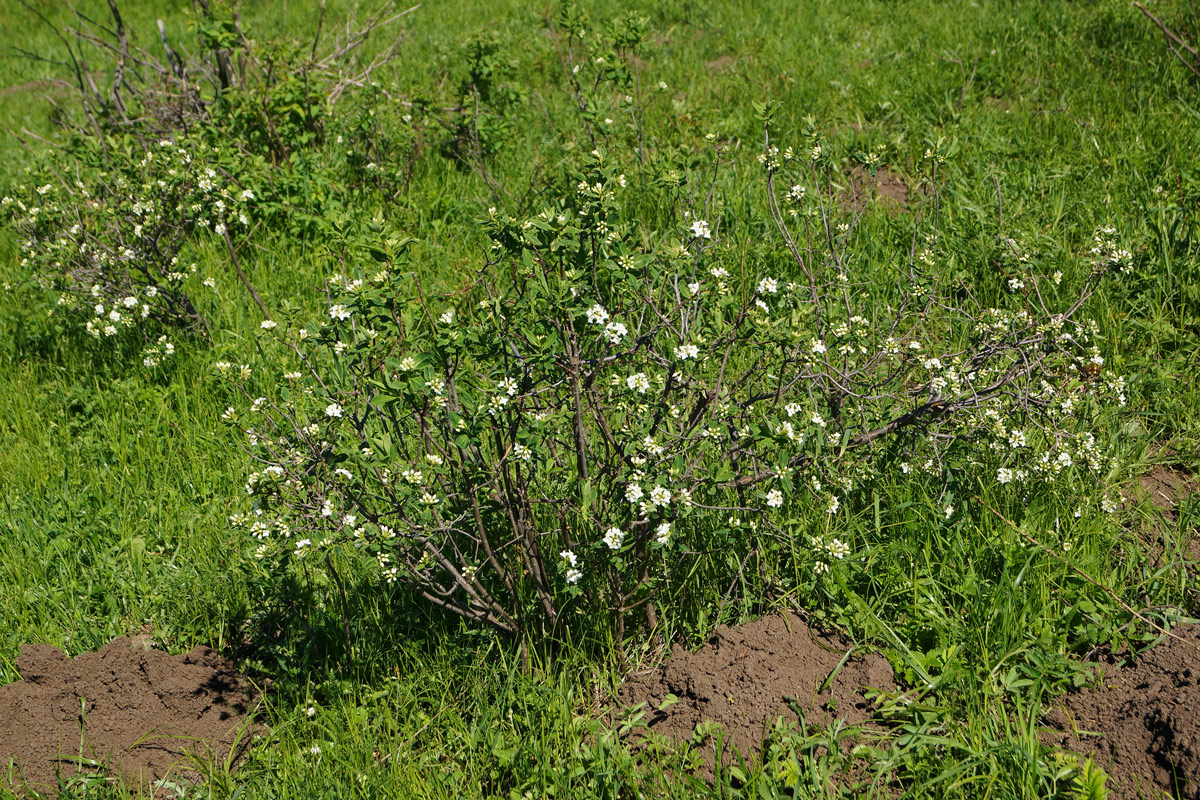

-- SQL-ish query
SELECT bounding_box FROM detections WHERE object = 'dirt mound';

[0,636,262,797]
[1136,465,1196,519]
[846,165,909,213]
[618,613,896,764]
[1044,625,1200,799]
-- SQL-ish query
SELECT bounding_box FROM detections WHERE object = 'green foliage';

[1,0,1198,797]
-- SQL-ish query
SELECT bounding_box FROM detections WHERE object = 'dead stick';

[221,226,269,319]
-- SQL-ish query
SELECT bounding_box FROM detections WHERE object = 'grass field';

[1,0,1199,797]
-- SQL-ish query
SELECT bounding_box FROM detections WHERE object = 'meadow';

[0,0,1198,797]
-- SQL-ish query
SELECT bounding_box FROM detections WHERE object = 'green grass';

[2,0,1200,796]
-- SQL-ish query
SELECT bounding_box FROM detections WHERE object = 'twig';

[1134,1,1200,78]
[221,226,269,319]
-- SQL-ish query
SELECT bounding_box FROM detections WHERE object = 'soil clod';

[0,636,262,797]
[618,613,896,768]
[1044,624,1200,800]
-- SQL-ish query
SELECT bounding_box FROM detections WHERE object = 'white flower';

[675,344,699,360]
[420,492,439,506]
[687,282,701,294]
[603,527,625,550]
[566,568,583,584]
[498,377,519,396]
[826,495,840,514]
[655,522,671,545]
[813,560,830,574]
[512,443,532,462]
[325,403,343,418]
[690,219,712,239]
[944,503,954,519]
[649,486,672,506]
[329,304,351,321]
[766,488,783,508]
[439,309,455,325]
[627,372,650,393]
[811,339,827,355]
[586,304,609,325]
[625,484,644,503]
[604,321,628,344]
[827,538,849,559]
[260,319,277,330]
[306,706,316,718]
[811,412,825,428]
[758,277,778,294]
[784,403,801,417]
[560,550,578,567]
[997,468,1014,484]
[709,266,729,279]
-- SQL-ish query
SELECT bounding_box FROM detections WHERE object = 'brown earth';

[846,165,909,213]
[1044,625,1200,800]
[1136,465,1197,521]
[618,612,896,769]
[0,636,262,797]
[1132,462,1199,571]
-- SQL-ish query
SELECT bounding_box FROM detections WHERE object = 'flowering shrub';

[3,137,255,362]
[1,0,424,362]
[223,121,1130,643]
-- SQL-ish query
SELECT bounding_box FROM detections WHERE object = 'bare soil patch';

[846,166,909,214]
[704,55,737,73]
[1044,625,1200,800]
[1136,465,1197,520]
[0,636,262,797]
[618,613,896,767]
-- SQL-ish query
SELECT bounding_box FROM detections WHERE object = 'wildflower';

[512,443,532,462]
[655,522,671,545]
[260,319,277,330]
[785,403,801,417]
[811,339,827,355]
[649,486,672,506]
[420,492,439,506]
[566,568,583,584]
[944,503,954,520]
[603,527,625,550]
[306,706,316,718]
[813,560,830,574]
[325,403,344,418]
[627,372,650,393]
[586,304,609,325]
[758,277,778,294]
[766,488,783,508]
[811,412,826,428]
[329,304,351,321]
[827,538,850,559]
[560,550,578,567]
[439,309,455,325]
[604,321,628,344]
[675,344,699,360]
[625,484,644,503]
[826,495,840,514]
[997,467,1014,484]
[690,219,712,239]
